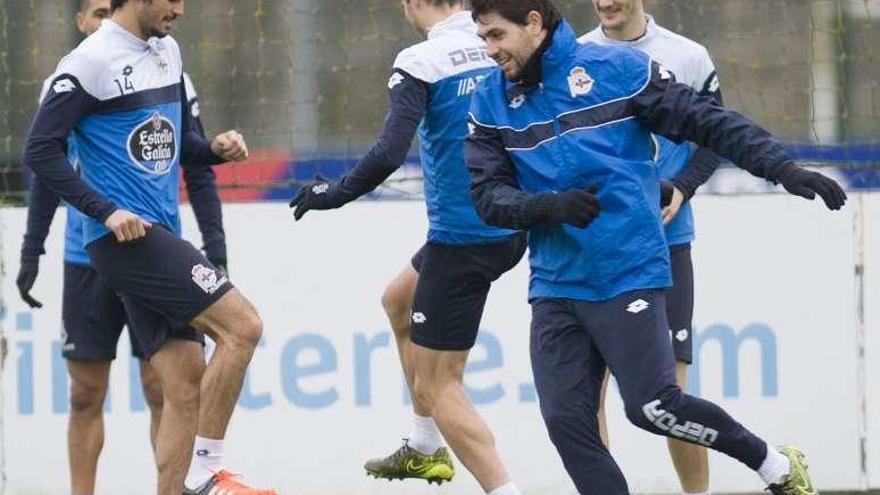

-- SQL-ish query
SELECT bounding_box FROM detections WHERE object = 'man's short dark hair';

[110,0,130,11]
[406,0,462,7]
[425,0,463,6]
[470,0,561,29]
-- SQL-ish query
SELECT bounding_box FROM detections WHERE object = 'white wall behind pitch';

[0,194,872,494]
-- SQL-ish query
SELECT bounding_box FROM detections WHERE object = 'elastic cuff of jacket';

[96,204,119,224]
[771,161,800,185]
[525,194,557,227]
[207,149,226,165]
[671,178,695,201]
[330,181,356,207]
[20,250,42,262]
[189,134,226,166]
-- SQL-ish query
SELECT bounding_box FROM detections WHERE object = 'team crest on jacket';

[128,112,177,175]
[567,66,594,98]
[509,94,526,109]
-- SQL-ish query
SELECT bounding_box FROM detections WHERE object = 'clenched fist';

[211,130,249,162]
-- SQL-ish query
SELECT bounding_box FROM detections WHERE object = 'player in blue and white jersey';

[290,1,524,493]
[15,1,230,494]
[466,0,846,494]
[579,1,724,493]
[21,1,274,493]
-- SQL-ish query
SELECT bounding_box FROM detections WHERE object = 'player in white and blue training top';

[289,1,525,493]
[466,0,846,494]
[579,1,724,493]
[21,1,275,493]
[15,1,231,494]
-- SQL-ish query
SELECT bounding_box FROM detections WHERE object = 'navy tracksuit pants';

[530,289,768,494]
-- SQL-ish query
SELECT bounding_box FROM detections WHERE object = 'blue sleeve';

[630,61,797,183]
[179,77,224,167]
[180,98,226,263]
[465,99,543,230]
[671,84,725,200]
[331,68,427,203]
[21,177,60,259]
[21,74,118,222]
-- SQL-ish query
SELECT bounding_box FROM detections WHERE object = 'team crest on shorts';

[191,264,228,294]
[567,66,594,98]
[127,112,177,175]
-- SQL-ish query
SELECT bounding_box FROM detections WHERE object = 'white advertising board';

[0,194,872,494]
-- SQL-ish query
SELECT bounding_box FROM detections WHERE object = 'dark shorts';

[667,243,694,363]
[62,262,144,360]
[409,233,526,351]
[86,226,227,358]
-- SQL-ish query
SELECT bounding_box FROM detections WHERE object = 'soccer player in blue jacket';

[21,1,274,493]
[465,1,846,494]
[290,1,525,493]
[14,1,228,494]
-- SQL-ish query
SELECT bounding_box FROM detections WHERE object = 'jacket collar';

[506,20,578,101]
[102,19,150,49]
[102,18,168,54]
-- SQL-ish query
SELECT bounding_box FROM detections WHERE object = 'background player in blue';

[290,1,525,493]
[14,1,227,494]
[21,0,275,493]
[580,1,725,493]
[465,0,846,493]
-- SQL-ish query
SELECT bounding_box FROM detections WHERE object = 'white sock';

[487,481,521,495]
[184,436,225,489]
[408,414,444,455]
[757,443,791,485]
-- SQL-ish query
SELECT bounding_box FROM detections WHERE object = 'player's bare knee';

[160,358,204,408]
[208,306,263,359]
[139,361,164,411]
[69,379,107,415]
[381,285,410,334]
[141,376,164,414]
[230,307,263,351]
[163,375,201,410]
[380,284,399,315]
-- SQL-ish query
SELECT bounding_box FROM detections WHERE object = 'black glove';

[530,186,601,228]
[779,166,847,210]
[16,254,42,309]
[660,179,675,208]
[289,174,346,221]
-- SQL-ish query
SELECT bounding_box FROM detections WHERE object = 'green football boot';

[767,445,818,495]
[364,439,455,485]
